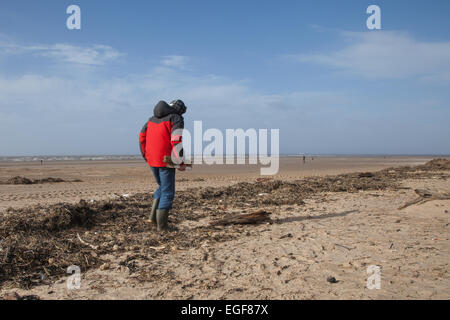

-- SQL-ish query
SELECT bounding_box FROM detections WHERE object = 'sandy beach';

[0,156,434,210]
[0,156,449,300]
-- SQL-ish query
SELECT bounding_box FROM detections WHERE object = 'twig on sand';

[148,245,166,251]
[398,188,450,210]
[77,233,98,250]
[334,243,354,251]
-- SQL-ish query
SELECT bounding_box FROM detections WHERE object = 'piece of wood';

[210,210,271,226]
[163,156,192,169]
[77,233,98,250]
[398,188,450,210]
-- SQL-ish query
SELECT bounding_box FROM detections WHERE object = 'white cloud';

[160,55,189,69]
[0,38,123,65]
[293,31,450,81]
[0,61,360,155]
[36,44,122,65]
[0,38,449,155]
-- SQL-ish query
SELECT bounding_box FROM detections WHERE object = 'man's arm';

[139,122,148,161]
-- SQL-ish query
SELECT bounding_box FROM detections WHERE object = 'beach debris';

[398,188,450,210]
[163,155,193,169]
[5,176,33,184]
[358,172,374,178]
[210,210,271,226]
[148,245,166,251]
[77,233,99,250]
[334,243,354,251]
[416,158,450,170]
[0,159,448,289]
[99,263,110,271]
[327,276,338,283]
[1,292,40,300]
[1,176,82,185]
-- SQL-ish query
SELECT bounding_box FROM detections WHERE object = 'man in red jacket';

[139,100,187,231]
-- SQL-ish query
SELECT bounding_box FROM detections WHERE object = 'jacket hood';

[153,100,186,118]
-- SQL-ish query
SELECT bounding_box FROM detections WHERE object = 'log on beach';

[210,210,271,226]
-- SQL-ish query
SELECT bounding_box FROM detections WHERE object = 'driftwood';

[77,233,99,250]
[163,156,193,169]
[210,210,271,226]
[398,188,450,210]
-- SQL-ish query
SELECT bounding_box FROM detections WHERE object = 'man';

[139,100,187,231]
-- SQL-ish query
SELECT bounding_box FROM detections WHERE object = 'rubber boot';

[148,198,159,225]
[156,209,169,231]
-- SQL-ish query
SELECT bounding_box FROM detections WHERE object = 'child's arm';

[170,115,184,165]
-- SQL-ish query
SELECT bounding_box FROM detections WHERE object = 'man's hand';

[178,164,187,171]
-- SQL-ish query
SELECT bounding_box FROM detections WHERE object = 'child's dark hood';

[153,100,186,118]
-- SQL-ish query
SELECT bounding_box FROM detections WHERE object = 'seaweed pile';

[1,176,82,185]
[0,159,448,289]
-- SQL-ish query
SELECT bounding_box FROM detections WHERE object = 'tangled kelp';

[2,176,82,185]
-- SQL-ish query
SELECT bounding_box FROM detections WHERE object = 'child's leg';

[157,167,176,210]
[150,166,162,199]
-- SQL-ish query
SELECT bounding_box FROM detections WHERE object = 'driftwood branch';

[210,210,271,226]
[77,233,98,250]
[148,245,166,251]
[398,188,450,210]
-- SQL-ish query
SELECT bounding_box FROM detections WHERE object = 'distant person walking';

[139,100,187,231]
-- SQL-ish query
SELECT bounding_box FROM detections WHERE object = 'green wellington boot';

[156,209,169,231]
[147,198,160,225]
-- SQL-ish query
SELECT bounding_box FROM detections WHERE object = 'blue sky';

[0,0,449,156]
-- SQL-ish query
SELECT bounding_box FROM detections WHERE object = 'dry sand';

[0,156,449,300]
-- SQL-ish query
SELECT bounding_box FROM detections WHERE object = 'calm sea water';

[0,154,444,163]
[0,155,143,162]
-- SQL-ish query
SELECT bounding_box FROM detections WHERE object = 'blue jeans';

[150,166,176,210]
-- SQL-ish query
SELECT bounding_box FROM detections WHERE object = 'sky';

[0,0,449,156]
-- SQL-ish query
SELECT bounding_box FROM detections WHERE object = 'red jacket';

[139,101,185,167]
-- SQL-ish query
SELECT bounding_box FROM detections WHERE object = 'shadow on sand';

[275,209,359,224]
